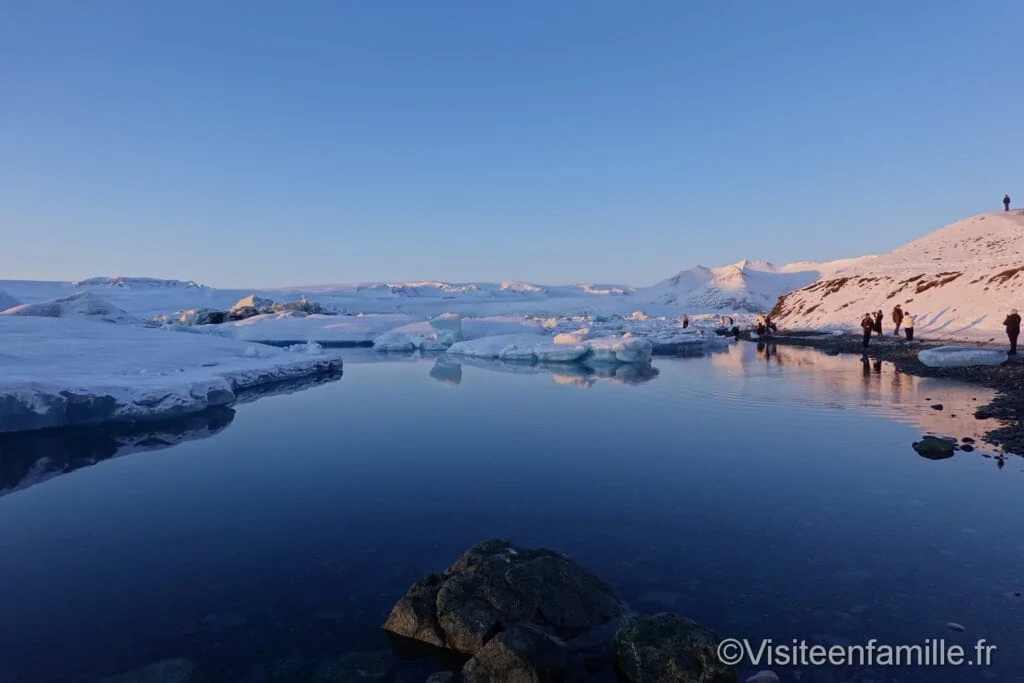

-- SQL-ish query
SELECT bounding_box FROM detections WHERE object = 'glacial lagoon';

[0,343,1021,682]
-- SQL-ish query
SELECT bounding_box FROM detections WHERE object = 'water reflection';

[712,343,1002,453]
[0,407,235,497]
[429,355,660,387]
[0,370,344,498]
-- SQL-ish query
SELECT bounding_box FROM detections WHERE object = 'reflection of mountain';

[708,343,999,449]
[0,407,235,497]
[0,371,345,498]
[429,356,660,387]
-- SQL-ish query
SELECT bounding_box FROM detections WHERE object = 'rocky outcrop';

[611,613,736,683]
[385,540,733,683]
[385,539,628,657]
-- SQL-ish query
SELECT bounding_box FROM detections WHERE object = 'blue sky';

[3,1,1022,288]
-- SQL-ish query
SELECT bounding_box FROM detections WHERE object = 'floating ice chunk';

[373,314,465,351]
[585,336,653,364]
[285,341,324,355]
[918,346,1007,368]
[242,344,262,358]
[447,333,648,364]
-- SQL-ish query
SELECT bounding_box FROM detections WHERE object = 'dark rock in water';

[931,404,944,411]
[384,539,628,656]
[462,623,580,683]
[974,407,998,420]
[913,436,956,460]
[824,349,840,356]
[312,650,392,683]
[960,444,975,452]
[961,437,976,443]
[611,613,737,683]
[98,658,197,683]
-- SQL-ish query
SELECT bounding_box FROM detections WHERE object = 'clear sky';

[3,1,1022,288]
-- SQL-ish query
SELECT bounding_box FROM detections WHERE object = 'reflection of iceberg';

[429,357,463,386]
[0,407,235,498]
[232,369,343,404]
[436,355,660,386]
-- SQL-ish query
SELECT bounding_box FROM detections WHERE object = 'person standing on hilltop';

[1004,308,1021,355]
[892,304,904,336]
[1004,194,1011,211]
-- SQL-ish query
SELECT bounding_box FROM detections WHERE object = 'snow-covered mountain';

[640,259,845,313]
[772,211,1024,339]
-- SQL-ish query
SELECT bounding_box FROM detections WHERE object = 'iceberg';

[446,332,652,365]
[0,317,341,433]
[917,346,1007,368]
[372,314,545,352]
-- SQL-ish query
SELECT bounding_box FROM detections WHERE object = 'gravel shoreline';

[748,331,1024,455]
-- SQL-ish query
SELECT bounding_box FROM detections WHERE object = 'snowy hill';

[772,211,1024,339]
[0,292,145,325]
[640,259,840,312]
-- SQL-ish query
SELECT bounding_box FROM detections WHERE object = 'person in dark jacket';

[1005,308,1021,355]
[892,305,904,335]
[861,313,875,349]
[874,311,884,336]
[682,315,689,329]
[1004,194,1011,211]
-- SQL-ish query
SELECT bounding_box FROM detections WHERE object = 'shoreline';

[751,331,1024,455]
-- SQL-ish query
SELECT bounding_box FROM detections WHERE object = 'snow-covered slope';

[0,292,145,325]
[640,259,842,312]
[773,211,1024,339]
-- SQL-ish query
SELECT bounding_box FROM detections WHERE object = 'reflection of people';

[861,356,871,376]
[873,359,882,373]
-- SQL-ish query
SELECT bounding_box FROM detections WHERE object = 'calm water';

[1,343,1022,683]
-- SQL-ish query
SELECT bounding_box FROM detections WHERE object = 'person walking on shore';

[892,304,904,335]
[1005,308,1021,355]
[1004,194,1011,211]
[861,313,875,350]
[903,312,916,342]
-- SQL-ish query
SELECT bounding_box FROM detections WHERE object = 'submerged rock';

[312,650,393,683]
[611,613,737,683]
[384,539,628,655]
[462,623,580,683]
[98,659,197,683]
[913,436,956,460]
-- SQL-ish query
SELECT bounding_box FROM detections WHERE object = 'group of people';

[860,304,1021,356]
[860,305,917,348]
[755,314,777,337]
